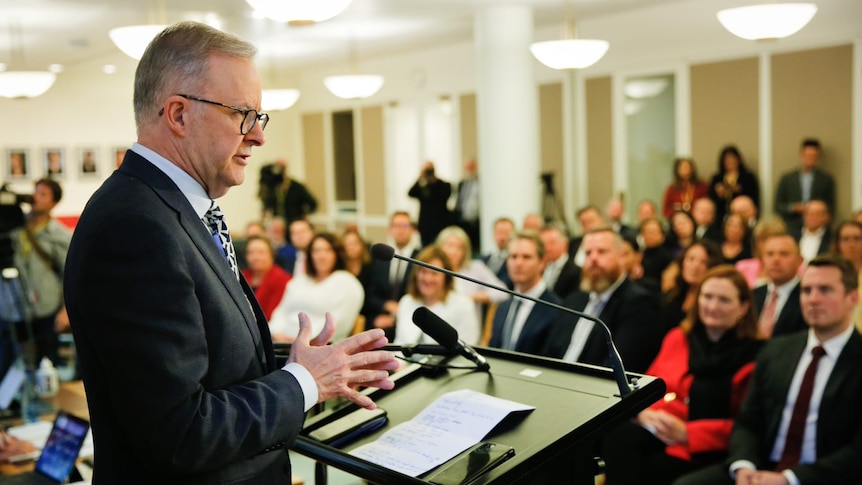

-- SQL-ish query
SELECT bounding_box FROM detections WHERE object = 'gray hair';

[133,21,257,129]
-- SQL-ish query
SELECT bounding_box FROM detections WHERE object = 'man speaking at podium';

[64,22,397,484]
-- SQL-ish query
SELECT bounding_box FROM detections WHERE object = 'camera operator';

[8,178,71,366]
[408,161,452,246]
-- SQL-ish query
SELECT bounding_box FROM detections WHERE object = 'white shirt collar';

[131,142,212,218]
[807,321,856,356]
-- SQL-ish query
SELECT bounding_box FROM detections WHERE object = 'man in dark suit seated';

[792,199,833,264]
[540,224,582,300]
[489,232,567,356]
[282,218,314,276]
[481,216,515,289]
[547,227,662,373]
[754,234,807,338]
[568,205,607,266]
[692,197,722,243]
[365,211,421,340]
[63,22,397,483]
[675,254,862,485]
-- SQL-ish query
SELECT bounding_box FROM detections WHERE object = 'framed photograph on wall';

[113,147,128,169]
[5,148,30,180]
[43,147,66,178]
[79,147,99,177]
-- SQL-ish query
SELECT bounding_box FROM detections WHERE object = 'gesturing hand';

[289,312,400,409]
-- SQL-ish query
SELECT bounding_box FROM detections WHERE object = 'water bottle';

[20,370,41,423]
[36,357,59,398]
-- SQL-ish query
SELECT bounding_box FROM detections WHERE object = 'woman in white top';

[269,232,364,342]
[394,245,479,346]
[436,226,508,324]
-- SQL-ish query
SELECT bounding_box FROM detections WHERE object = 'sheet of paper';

[350,389,534,477]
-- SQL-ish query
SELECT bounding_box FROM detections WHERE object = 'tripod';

[540,172,570,234]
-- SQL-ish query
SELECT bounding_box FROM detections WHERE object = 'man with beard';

[545,227,663,373]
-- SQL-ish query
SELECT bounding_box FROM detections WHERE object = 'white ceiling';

[0,0,860,74]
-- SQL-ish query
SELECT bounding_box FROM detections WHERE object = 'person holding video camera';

[408,161,452,246]
[9,178,71,366]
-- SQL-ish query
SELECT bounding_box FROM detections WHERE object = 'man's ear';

[162,96,189,135]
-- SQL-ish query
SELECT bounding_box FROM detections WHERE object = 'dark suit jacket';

[489,290,567,357]
[728,330,862,483]
[408,178,452,245]
[363,250,418,340]
[551,257,582,301]
[480,252,513,289]
[65,152,303,483]
[547,277,663,373]
[775,168,836,230]
[753,283,807,337]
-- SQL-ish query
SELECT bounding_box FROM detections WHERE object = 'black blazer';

[790,225,833,257]
[547,277,663,373]
[65,151,302,483]
[728,330,862,483]
[363,250,418,339]
[489,290,567,357]
[480,252,513,289]
[775,168,836,230]
[753,283,808,337]
[551,257,582,301]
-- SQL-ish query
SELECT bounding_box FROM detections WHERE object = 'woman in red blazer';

[241,234,291,320]
[602,265,764,484]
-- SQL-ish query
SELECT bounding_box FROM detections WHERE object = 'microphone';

[371,243,634,397]
[381,343,457,357]
[412,307,490,371]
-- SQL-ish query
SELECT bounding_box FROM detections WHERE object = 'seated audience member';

[662,157,708,219]
[666,210,698,257]
[240,235,291,321]
[548,228,663,373]
[393,245,479,346]
[521,213,544,232]
[489,232,567,356]
[735,216,787,288]
[437,226,508,325]
[640,217,676,293]
[540,224,582,300]
[793,199,832,264]
[606,198,637,240]
[729,195,759,231]
[637,199,660,225]
[692,197,722,243]
[603,266,763,485]
[720,213,752,265]
[269,233,364,342]
[675,255,862,485]
[481,217,515,288]
[569,205,606,266]
[283,218,315,276]
[365,211,421,340]
[619,234,646,284]
[230,220,264,270]
[831,221,862,333]
[753,234,806,339]
[660,241,722,335]
[265,216,293,267]
[343,228,373,296]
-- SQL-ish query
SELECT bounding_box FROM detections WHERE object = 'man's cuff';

[729,460,756,479]
[782,469,800,485]
[282,363,318,411]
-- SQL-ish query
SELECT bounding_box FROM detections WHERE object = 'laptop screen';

[34,412,90,482]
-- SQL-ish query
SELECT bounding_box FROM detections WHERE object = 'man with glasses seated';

[64,21,397,483]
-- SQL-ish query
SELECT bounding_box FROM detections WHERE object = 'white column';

[474,6,540,252]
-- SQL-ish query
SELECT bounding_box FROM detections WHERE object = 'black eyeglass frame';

[167,94,269,135]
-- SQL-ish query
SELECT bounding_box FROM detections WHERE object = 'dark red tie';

[777,345,826,471]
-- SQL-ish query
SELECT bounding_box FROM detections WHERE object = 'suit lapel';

[120,152,267,367]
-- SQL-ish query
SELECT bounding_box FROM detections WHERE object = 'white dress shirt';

[562,275,625,363]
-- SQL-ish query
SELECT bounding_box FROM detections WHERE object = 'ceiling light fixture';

[245,0,353,26]
[0,21,57,99]
[109,25,167,60]
[0,71,57,99]
[717,3,817,40]
[530,7,608,71]
[624,79,669,99]
[262,89,301,110]
[323,75,385,100]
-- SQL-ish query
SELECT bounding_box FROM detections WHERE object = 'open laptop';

[0,411,90,484]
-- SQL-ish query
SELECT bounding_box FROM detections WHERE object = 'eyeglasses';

[176,94,269,135]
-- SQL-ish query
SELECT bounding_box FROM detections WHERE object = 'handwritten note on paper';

[349,389,534,477]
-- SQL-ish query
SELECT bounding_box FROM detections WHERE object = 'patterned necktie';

[203,201,239,280]
[758,289,779,337]
[777,345,827,471]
